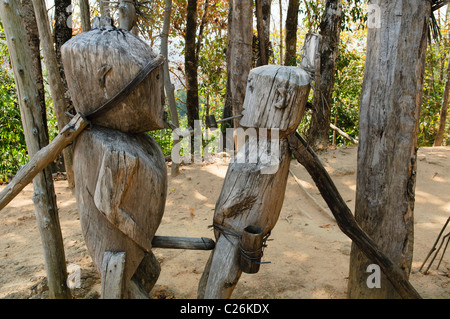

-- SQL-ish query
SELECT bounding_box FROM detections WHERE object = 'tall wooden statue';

[198,65,312,298]
[61,24,166,298]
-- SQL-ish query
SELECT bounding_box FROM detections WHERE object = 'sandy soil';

[0,145,449,299]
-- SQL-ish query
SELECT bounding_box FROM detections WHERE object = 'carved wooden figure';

[198,65,312,299]
[61,25,166,298]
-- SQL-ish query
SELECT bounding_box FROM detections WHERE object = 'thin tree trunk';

[80,0,91,32]
[99,0,110,17]
[32,0,75,188]
[0,0,71,299]
[307,0,342,150]
[54,0,72,86]
[221,1,234,132]
[284,0,299,66]
[196,0,209,61]
[255,0,271,66]
[185,0,199,152]
[279,0,283,65]
[434,53,450,146]
[227,0,253,129]
[161,0,180,175]
[347,0,431,299]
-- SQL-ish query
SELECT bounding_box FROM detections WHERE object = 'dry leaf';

[189,207,195,218]
[319,224,330,228]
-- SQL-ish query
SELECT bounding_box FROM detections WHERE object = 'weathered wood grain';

[199,64,313,299]
[199,137,292,299]
[101,251,126,299]
[239,65,311,136]
[151,236,215,250]
[74,126,167,296]
[348,0,431,299]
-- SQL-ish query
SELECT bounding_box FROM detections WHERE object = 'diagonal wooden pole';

[0,114,87,211]
[287,131,422,299]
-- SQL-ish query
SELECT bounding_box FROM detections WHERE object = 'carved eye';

[248,78,254,93]
[274,88,288,109]
[97,64,112,89]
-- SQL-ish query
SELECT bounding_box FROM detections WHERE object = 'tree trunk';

[99,0,110,17]
[54,0,72,89]
[221,2,234,133]
[434,53,450,146]
[226,0,253,129]
[284,0,299,66]
[255,0,271,66]
[347,0,431,299]
[279,0,283,65]
[32,0,75,188]
[307,0,342,150]
[80,0,91,32]
[0,0,71,299]
[185,0,199,139]
[161,0,180,176]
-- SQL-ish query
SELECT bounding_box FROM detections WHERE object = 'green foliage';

[0,64,28,182]
[330,30,365,146]
[420,33,450,146]
[1,0,449,180]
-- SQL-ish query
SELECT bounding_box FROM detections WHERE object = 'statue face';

[239,65,311,135]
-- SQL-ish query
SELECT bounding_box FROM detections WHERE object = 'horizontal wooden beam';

[152,236,215,250]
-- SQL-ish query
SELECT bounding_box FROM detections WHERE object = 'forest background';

[0,0,449,182]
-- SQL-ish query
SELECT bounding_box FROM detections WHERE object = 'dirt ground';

[0,145,449,299]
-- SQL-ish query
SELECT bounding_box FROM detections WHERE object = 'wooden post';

[0,0,71,299]
[152,236,215,250]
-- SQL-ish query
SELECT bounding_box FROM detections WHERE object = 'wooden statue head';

[239,65,311,136]
[61,27,165,133]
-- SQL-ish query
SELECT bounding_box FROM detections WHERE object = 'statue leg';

[201,235,242,299]
[128,250,161,298]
